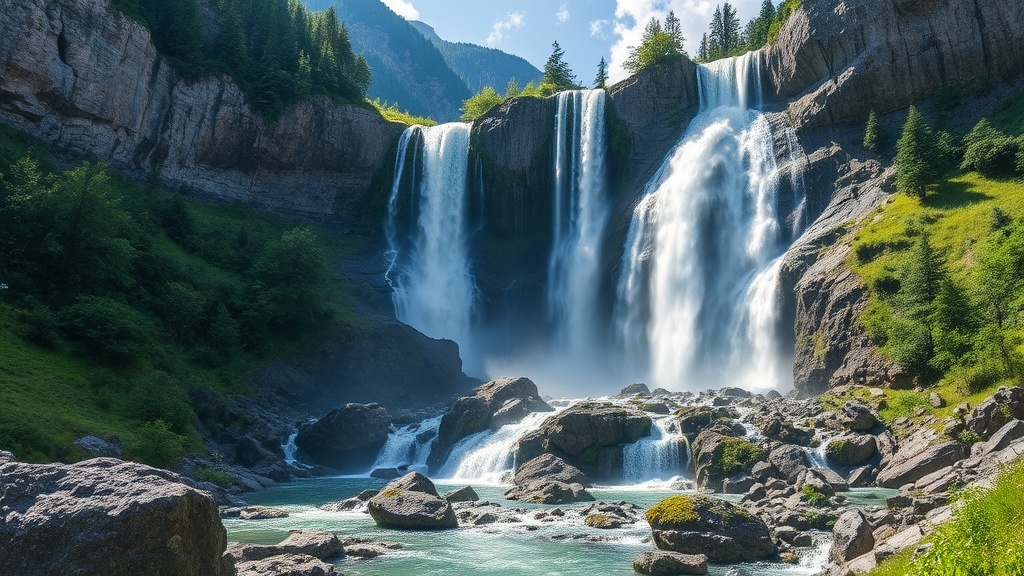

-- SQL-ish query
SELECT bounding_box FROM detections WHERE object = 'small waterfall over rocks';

[614,51,806,392]
[370,416,442,474]
[621,416,688,484]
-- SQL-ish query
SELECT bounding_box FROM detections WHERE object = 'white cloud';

[606,0,760,83]
[590,19,611,38]
[381,0,420,20]
[487,12,526,46]
[557,4,571,24]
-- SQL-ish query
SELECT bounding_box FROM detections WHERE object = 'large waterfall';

[615,52,806,392]
[385,123,478,361]
[547,90,609,357]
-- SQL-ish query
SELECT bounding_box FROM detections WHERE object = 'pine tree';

[505,77,521,98]
[896,106,937,200]
[698,33,709,61]
[864,110,884,154]
[594,58,608,89]
[721,3,741,56]
[665,11,684,48]
[709,6,724,59]
[542,41,577,91]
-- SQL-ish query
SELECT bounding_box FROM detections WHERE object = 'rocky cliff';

[765,0,1024,128]
[0,0,404,229]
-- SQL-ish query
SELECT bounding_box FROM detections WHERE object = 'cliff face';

[0,0,404,229]
[765,0,1024,128]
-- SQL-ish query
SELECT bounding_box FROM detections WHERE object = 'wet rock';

[505,480,594,505]
[366,472,457,529]
[443,486,480,503]
[513,453,591,487]
[675,406,738,436]
[370,468,401,480]
[965,387,1024,439]
[633,550,709,575]
[340,537,402,558]
[847,465,877,488]
[580,502,644,528]
[620,383,652,396]
[692,431,766,491]
[517,402,651,478]
[831,510,874,562]
[877,441,966,488]
[240,507,290,520]
[768,444,809,483]
[0,458,232,576]
[226,531,345,562]
[295,404,391,474]
[825,434,877,466]
[235,554,336,576]
[839,402,880,431]
[428,377,553,470]
[646,495,774,563]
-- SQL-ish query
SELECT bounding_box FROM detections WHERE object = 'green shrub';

[193,466,238,488]
[124,371,195,434]
[126,419,187,468]
[715,437,766,477]
[801,485,828,507]
[57,296,160,365]
[16,301,59,348]
[767,0,802,43]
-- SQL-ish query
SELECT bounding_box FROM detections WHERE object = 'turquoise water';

[225,477,896,575]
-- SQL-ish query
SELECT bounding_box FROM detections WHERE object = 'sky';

[379,0,765,85]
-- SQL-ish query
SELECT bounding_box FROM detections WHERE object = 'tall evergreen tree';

[896,106,937,200]
[665,11,684,48]
[720,3,741,56]
[542,41,577,91]
[698,33,709,61]
[864,110,884,153]
[594,58,608,89]
[709,6,724,59]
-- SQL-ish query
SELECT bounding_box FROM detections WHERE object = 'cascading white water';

[386,123,478,356]
[282,431,311,469]
[621,417,687,483]
[548,90,609,356]
[805,442,833,470]
[438,410,558,485]
[615,51,806,392]
[371,416,442,474]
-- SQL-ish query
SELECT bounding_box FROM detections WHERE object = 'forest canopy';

[113,0,372,116]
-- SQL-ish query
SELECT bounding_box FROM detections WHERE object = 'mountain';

[408,21,543,94]
[305,0,471,121]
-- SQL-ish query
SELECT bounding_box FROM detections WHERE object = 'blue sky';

[381,0,764,84]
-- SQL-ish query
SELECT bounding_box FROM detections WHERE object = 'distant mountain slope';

[408,21,543,93]
[305,0,470,121]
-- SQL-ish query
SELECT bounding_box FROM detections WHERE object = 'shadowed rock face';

[295,403,392,473]
[765,0,1024,128]
[0,457,233,576]
[0,0,404,228]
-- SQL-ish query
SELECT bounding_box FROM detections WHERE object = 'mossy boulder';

[366,472,457,529]
[674,406,738,436]
[825,434,877,466]
[692,431,766,491]
[645,496,773,563]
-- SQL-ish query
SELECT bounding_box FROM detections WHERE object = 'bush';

[57,296,160,365]
[193,466,238,488]
[126,419,187,469]
[16,300,59,347]
[715,437,766,477]
[124,371,195,434]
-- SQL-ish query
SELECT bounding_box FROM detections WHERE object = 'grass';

[868,459,1024,576]
[715,437,767,477]
[370,98,437,127]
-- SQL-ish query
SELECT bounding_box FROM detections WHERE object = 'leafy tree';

[961,118,1020,177]
[461,86,504,121]
[57,296,160,365]
[896,106,937,199]
[864,109,885,153]
[542,41,577,92]
[594,58,608,89]
[624,16,686,74]
[252,227,330,336]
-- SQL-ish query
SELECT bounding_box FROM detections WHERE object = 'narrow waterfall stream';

[615,52,806,392]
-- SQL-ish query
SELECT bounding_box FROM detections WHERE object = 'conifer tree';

[542,41,577,91]
[698,33,709,61]
[864,110,884,153]
[896,106,937,200]
[594,58,608,89]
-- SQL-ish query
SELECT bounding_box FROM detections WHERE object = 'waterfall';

[621,417,687,483]
[385,123,478,359]
[614,51,806,392]
[547,90,609,356]
[438,411,557,485]
[371,416,442,474]
[282,431,311,469]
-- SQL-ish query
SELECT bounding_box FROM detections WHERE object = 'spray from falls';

[386,123,478,362]
[615,51,806,392]
[548,90,609,356]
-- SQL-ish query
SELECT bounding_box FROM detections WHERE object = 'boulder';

[370,468,402,479]
[831,510,875,562]
[719,387,752,398]
[73,435,123,458]
[226,531,345,562]
[632,550,709,575]
[239,507,290,520]
[294,403,391,473]
[0,458,232,576]
[965,387,1024,439]
[505,481,595,505]
[513,453,591,487]
[676,406,738,436]
[235,554,335,576]
[443,486,480,503]
[977,420,1024,456]
[692,431,766,491]
[516,402,652,478]
[839,402,880,431]
[366,472,457,529]
[847,465,877,488]
[877,441,966,488]
[620,383,652,396]
[826,434,877,466]
[428,377,553,470]
[768,444,809,483]
[646,495,774,563]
